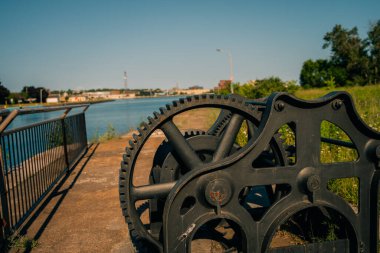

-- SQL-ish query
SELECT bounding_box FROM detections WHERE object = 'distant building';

[218,80,231,90]
[124,90,136,98]
[82,91,110,99]
[46,95,60,103]
[81,90,136,99]
[188,85,203,90]
[26,98,37,103]
[169,88,211,95]
[110,90,122,95]
[68,96,87,102]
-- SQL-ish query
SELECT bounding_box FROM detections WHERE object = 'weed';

[98,124,119,142]
[235,121,248,147]
[8,235,38,251]
[90,124,119,143]
[327,177,359,207]
[90,127,100,143]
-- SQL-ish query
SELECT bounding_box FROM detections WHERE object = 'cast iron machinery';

[119,92,380,252]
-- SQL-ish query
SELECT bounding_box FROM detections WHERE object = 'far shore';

[1,93,214,110]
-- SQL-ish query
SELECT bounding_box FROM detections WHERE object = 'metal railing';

[0,104,89,238]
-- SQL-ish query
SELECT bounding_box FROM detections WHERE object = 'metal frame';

[119,92,380,252]
[0,104,89,239]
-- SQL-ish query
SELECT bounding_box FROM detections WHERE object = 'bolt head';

[376,145,380,159]
[205,179,232,207]
[274,101,285,112]
[332,99,343,110]
[306,174,321,192]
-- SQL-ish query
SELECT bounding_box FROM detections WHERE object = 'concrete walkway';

[23,135,146,253]
[20,108,215,253]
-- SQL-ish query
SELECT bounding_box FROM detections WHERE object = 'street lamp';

[216,48,234,94]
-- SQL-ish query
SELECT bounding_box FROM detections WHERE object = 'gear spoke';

[160,120,203,171]
[132,182,177,201]
[247,121,255,140]
[213,114,244,161]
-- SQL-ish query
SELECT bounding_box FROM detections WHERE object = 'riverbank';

[1,99,115,110]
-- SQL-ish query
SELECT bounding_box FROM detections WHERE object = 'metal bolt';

[375,145,380,159]
[376,145,380,168]
[274,101,285,112]
[205,179,231,207]
[306,175,320,192]
[332,99,343,110]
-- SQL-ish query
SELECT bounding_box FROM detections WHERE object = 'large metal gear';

[120,92,380,253]
[119,95,288,252]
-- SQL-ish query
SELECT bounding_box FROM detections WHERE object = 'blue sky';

[0,0,379,92]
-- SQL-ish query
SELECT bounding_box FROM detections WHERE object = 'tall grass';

[294,84,380,132]
[90,124,119,143]
[296,85,379,206]
[231,85,379,207]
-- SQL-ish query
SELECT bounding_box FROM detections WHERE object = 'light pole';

[216,48,234,94]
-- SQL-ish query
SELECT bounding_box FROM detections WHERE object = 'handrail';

[0,104,90,134]
[0,104,89,116]
[0,104,89,238]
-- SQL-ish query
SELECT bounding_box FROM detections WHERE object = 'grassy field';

[294,84,380,132]
[233,85,379,208]
[291,85,379,207]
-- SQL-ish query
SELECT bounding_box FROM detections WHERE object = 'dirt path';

[20,108,216,252]
[24,137,134,253]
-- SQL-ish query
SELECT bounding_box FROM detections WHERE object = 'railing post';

[61,118,70,173]
[82,113,88,149]
[0,139,10,239]
[60,108,72,173]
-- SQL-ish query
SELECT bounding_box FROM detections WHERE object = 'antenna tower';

[124,71,128,92]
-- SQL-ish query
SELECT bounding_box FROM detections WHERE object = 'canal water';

[2,97,184,168]
[84,96,183,139]
[7,96,184,140]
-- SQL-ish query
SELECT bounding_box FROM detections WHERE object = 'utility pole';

[216,49,234,94]
[124,71,128,92]
[40,88,43,104]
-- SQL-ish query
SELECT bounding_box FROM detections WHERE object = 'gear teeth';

[132,133,140,142]
[140,121,149,130]
[122,154,129,162]
[153,111,160,119]
[159,107,167,114]
[147,116,154,124]
[137,127,145,137]
[120,160,128,170]
[125,148,132,156]
[129,139,136,149]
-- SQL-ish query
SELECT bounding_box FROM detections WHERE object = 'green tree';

[252,77,298,98]
[7,92,27,104]
[300,59,332,87]
[300,59,348,87]
[22,86,49,102]
[368,20,380,84]
[0,82,10,104]
[323,25,369,85]
[227,77,298,99]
